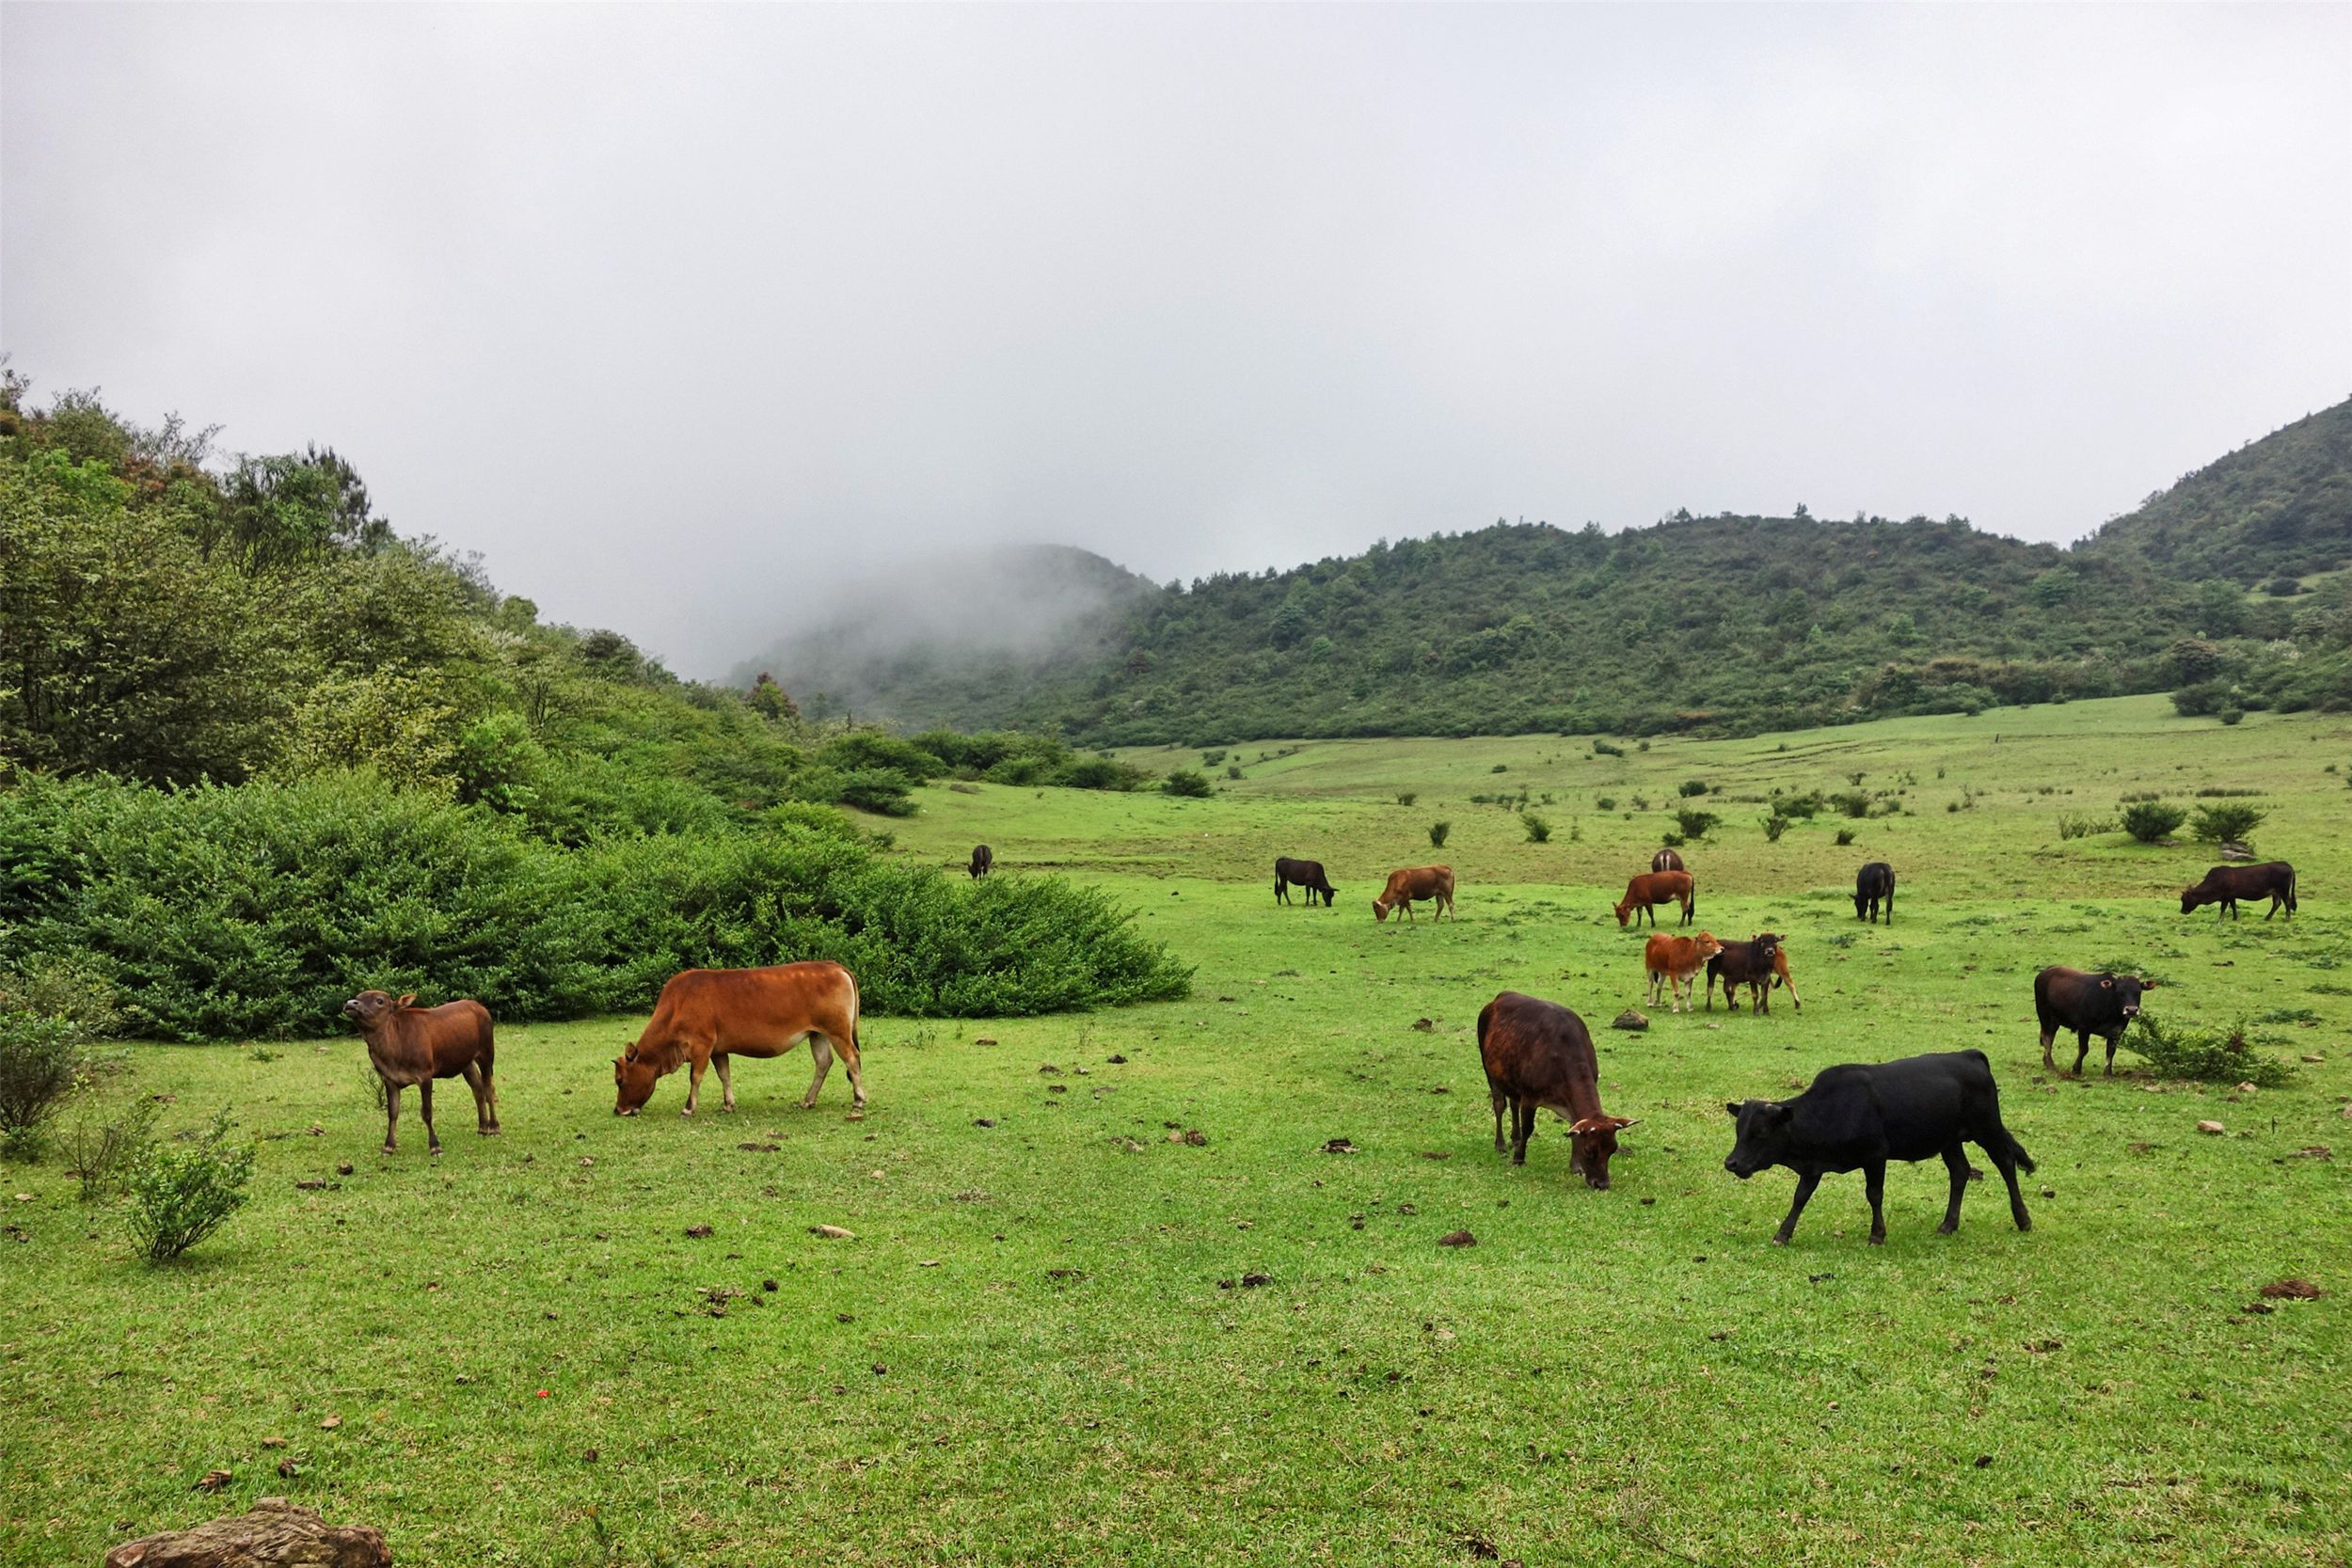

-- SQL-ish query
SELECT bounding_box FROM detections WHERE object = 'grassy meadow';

[5,695,2349,1566]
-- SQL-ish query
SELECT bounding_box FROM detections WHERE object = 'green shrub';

[1428,821,1452,848]
[1660,831,1685,849]
[1761,815,1788,842]
[1161,768,1214,799]
[65,1093,160,1203]
[2131,1016,2291,1087]
[1592,740,1624,758]
[124,1109,255,1262]
[1225,765,1242,780]
[1770,791,1822,820]
[1395,791,1418,807]
[1595,796,1616,812]
[1521,813,1551,844]
[2189,801,2265,844]
[2056,815,2117,841]
[1829,790,1870,818]
[816,730,945,781]
[832,768,920,816]
[1834,828,1856,847]
[1677,780,1709,798]
[1672,807,1720,840]
[2121,800,2188,844]
[2171,680,2231,718]
[1048,755,1146,791]
[1201,750,1226,768]
[1490,763,1508,773]
[0,1010,81,1160]
[2217,707,2246,726]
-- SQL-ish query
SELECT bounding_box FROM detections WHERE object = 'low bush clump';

[1521,813,1551,844]
[1395,791,1418,807]
[2121,800,2188,844]
[2057,815,2118,841]
[1770,791,1823,820]
[1677,780,1709,798]
[1761,815,1788,842]
[1834,827,1857,847]
[2131,1016,2291,1087]
[1829,790,1870,819]
[1672,807,1720,841]
[2189,800,2265,844]
[1592,740,1624,758]
[124,1109,255,1262]
[1428,821,1452,848]
[65,1093,160,1203]
[1161,768,1214,799]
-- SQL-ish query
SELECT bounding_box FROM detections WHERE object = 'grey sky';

[6,3,2347,675]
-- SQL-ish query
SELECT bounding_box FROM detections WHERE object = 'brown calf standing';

[1614,870,1694,927]
[342,990,499,1156]
[1476,990,1638,1189]
[1373,865,1456,923]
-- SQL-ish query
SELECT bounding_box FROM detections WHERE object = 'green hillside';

[751,398,2352,745]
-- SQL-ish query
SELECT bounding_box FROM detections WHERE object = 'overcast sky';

[6,4,2347,675]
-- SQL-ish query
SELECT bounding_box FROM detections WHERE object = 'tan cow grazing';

[1644,931,1724,1014]
[342,990,499,1156]
[614,962,864,1117]
[1614,869,1695,927]
[1373,865,1455,923]
[1476,990,1639,1189]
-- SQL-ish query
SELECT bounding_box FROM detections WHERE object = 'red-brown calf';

[1614,870,1694,927]
[342,990,498,1156]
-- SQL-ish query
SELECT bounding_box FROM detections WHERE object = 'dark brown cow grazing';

[615,962,864,1117]
[1651,847,1685,874]
[2180,862,2296,920]
[1274,856,1337,907]
[1614,870,1694,927]
[342,990,498,1156]
[968,845,993,878]
[1476,990,1638,1188]
[1373,865,1455,923]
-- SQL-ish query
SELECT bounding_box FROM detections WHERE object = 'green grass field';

[5,697,2348,1566]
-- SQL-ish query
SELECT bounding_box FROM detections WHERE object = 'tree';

[748,673,801,722]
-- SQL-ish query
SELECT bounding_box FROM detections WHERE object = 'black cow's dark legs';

[1772,1172,1821,1244]
[1938,1146,1970,1234]
[2105,1032,2122,1075]
[1982,1139,2032,1231]
[2071,1032,2091,1078]
[1863,1162,1888,1244]
[418,1078,440,1155]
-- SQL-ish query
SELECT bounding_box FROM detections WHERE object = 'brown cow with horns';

[342,990,499,1156]
[615,962,866,1117]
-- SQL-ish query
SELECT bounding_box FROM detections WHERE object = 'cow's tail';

[2004,1128,2036,1175]
[2288,868,2299,914]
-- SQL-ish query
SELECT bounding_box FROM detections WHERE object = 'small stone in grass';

[2196,1121,2225,1135]
[684,1224,714,1238]
[808,1225,855,1240]
[1611,1009,1648,1033]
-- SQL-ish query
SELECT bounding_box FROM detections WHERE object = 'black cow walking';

[968,845,993,879]
[1274,857,1337,908]
[2180,862,2296,921]
[2034,966,2155,1076]
[1723,1050,2035,1246]
[1854,863,1895,924]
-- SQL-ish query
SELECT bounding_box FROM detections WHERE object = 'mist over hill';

[734,399,2352,744]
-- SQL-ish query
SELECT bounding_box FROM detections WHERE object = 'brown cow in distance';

[1651,847,1685,874]
[615,962,865,1117]
[342,990,498,1156]
[2180,862,2296,920]
[1476,990,1638,1189]
[1614,870,1694,927]
[1373,865,1455,923]
[1644,930,1724,1014]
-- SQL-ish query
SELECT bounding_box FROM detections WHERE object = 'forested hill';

[748,397,2352,744]
[2081,399,2351,583]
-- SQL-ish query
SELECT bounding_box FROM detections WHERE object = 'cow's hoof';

[680,1108,694,1118]
[1936,1223,1958,1236]
[721,1103,737,1114]
[480,1127,501,1136]
[1867,1233,1885,1246]
[1770,1234,1791,1247]
[381,1145,397,1156]
[847,1110,865,1121]
[429,1147,442,1158]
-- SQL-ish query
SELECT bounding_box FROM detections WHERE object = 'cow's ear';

[2098,977,2113,989]
[397,993,417,1008]
[2140,978,2159,990]
[623,1046,637,1063]
[1724,1101,1741,1117]
[1613,1117,1640,1132]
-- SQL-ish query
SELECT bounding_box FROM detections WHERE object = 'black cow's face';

[1723,1099,1793,1179]
[2105,974,2151,1020]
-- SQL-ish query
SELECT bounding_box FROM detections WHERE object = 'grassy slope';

[6,697,2350,1567]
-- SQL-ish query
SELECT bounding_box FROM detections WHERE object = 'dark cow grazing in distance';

[1723,1050,2035,1246]
[1374,865,1455,923]
[1854,863,1895,924]
[1614,870,1694,928]
[342,990,498,1156]
[968,844,993,878]
[1651,847,1685,874]
[1707,934,1788,1014]
[1274,856,1338,907]
[615,962,865,1117]
[2034,966,2155,1077]
[2180,862,2296,921]
[1476,990,1639,1190]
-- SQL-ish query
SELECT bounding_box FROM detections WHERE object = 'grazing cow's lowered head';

[613,1040,667,1116]
[1566,1115,1640,1190]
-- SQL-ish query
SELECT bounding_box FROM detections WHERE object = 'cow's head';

[2179,884,2207,915]
[1722,1099,1795,1179]
[342,990,412,1029]
[1692,932,1724,960]
[2101,974,2154,1021]
[1372,896,1392,924]
[1613,900,1632,928]
[1566,1116,1638,1190]
[613,1040,662,1116]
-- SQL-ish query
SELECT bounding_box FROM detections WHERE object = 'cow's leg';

[2071,1032,2090,1078]
[1780,971,1803,1011]
[2039,1027,2057,1073]
[833,1030,866,1111]
[1512,1100,1535,1166]
[2105,1031,2122,1076]
[714,1053,736,1113]
[1981,1136,2031,1231]
[2266,893,2281,921]
[1491,1085,1509,1153]
[462,1061,493,1133]
[1679,896,1692,928]
[683,1052,708,1117]
[800,1035,835,1108]
[1705,973,1716,1011]
[1862,1161,1887,1244]
[418,1079,441,1156]
[382,1081,400,1155]
[1772,1172,1820,1245]
[1937,1145,1970,1234]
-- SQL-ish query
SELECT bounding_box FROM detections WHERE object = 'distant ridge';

[733,399,2352,743]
